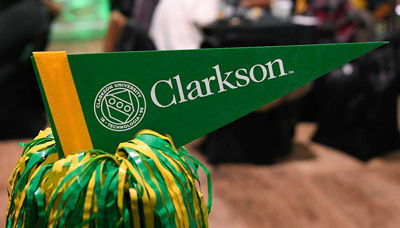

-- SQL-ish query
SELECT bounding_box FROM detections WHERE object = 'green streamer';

[6,128,212,228]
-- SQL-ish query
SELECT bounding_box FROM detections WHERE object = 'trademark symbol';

[289,70,294,74]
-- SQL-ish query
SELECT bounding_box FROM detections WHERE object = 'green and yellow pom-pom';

[6,128,212,228]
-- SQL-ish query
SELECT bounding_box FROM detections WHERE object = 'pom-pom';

[6,128,211,228]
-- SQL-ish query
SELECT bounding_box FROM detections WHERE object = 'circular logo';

[94,81,146,131]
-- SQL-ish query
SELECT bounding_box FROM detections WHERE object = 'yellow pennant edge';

[33,51,93,155]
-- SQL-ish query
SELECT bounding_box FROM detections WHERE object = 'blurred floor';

[2,40,400,227]
[188,123,400,228]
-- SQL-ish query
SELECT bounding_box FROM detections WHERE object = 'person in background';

[237,0,365,43]
[134,0,159,32]
[303,0,362,43]
[103,0,133,52]
[0,0,60,140]
[296,0,400,161]
[103,0,159,52]
[149,0,219,50]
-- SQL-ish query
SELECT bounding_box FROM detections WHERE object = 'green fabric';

[32,43,385,155]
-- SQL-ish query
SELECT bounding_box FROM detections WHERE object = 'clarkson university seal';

[94,81,146,131]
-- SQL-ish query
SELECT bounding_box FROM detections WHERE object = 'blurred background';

[2,0,400,227]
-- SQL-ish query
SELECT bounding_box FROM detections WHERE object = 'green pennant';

[32,42,386,155]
